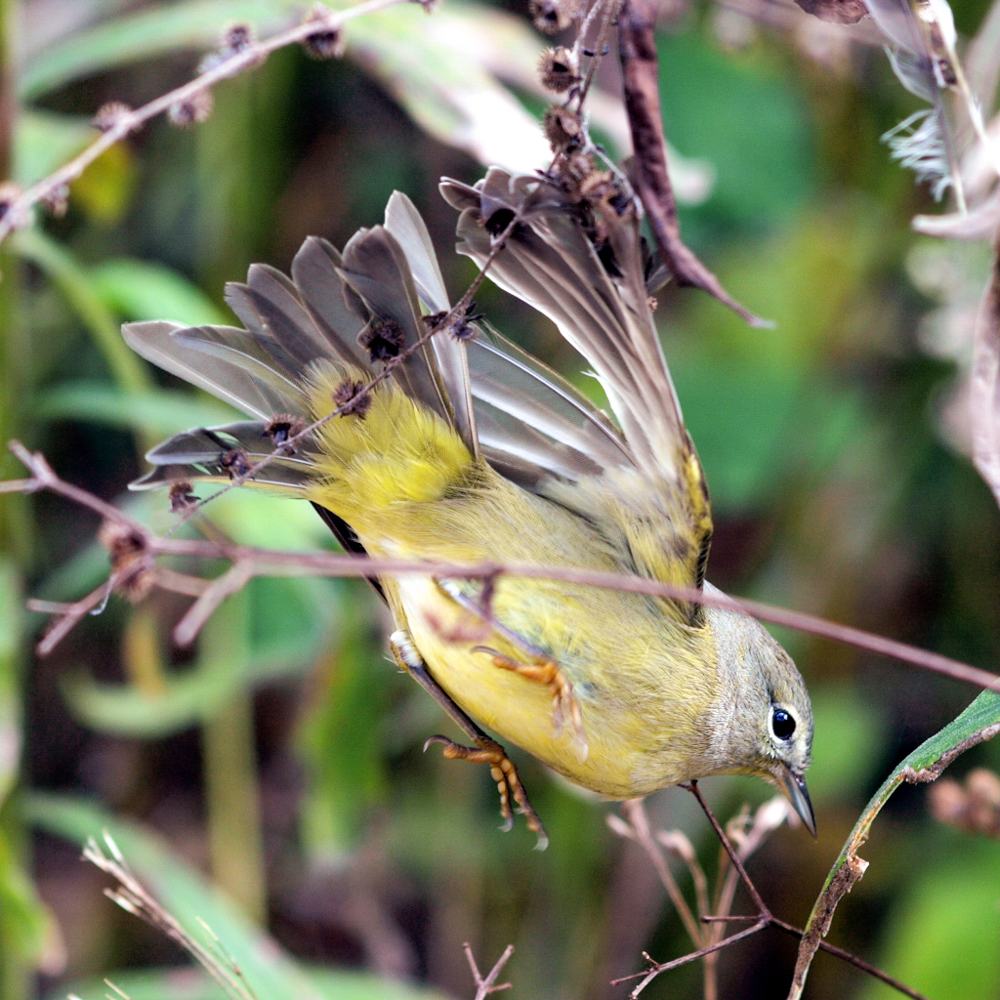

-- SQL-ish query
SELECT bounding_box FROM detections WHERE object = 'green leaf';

[858,840,1000,1000]
[90,259,230,326]
[19,0,552,172]
[0,560,22,805]
[788,689,1000,998]
[657,30,814,231]
[34,383,239,438]
[14,111,93,186]
[61,576,336,737]
[27,794,447,1000]
[19,0,297,100]
[56,968,451,1000]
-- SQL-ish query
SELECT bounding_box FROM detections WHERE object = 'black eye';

[772,708,796,740]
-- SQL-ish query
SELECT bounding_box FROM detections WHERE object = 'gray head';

[703,584,815,834]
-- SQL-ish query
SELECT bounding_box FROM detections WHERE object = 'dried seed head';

[264,414,307,449]
[92,101,133,133]
[219,448,252,478]
[359,317,405,362]
[168,481,198,512]
[530,0,578,34]
[42,184,70,219]
[539,47,579,93]
[929,769,1000,837]
[543,105,584,153]
[423,309,479,342]
[98,521,154,603]
[99,521,147,562]
[222,21,256,54]
[167,90,214,128]
[332,378,372,418]
[301,5,345,59]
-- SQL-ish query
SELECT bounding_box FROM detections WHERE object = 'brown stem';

[682,782,771,917]
[617,0,765,326]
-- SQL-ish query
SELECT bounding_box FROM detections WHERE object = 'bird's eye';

[771,708,796,741]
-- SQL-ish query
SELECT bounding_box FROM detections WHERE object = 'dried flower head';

[543,105,584,153]
[929,768,1000,837]
[301,5,345,59]
[423,308,479,343]
[530,0,579,34]
[264,414,307,449]
[167,90,214,128]
[359,317,405,362]
[222,22,256,54]
[219,448,251,478]
[42,184,70,219]
[168,481,198,512]
[332,378,372,418]
[98,521,154,603]
[92,101,133,134]
[539,48,579,93]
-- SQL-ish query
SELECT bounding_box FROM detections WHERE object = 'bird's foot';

[424,733,549,850]
[474,646,588,760]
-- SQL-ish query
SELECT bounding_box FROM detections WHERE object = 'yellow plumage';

[124,168,815,842]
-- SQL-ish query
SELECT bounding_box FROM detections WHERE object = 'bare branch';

[0,0,412,245]
[463,943,514,999]
[610,923,767,997]
[8,440,1000,698]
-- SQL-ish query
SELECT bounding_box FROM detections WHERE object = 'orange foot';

[474,646,587,760]
[425,734,548,850]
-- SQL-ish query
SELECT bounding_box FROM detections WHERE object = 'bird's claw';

[423,733,548,848]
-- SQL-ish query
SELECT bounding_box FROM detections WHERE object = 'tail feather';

[131,422,314,491]
[290,237,372,370]
[383,193,478,456]
[123,321,300,420]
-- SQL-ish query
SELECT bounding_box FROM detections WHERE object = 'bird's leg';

[389,630,548,849]
[473,646,587,760]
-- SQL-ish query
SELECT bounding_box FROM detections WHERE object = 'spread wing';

[440,168,712,622]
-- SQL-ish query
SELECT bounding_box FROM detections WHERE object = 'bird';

[122,166,814,847]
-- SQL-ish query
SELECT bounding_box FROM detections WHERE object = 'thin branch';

[611,800,703,943]
[9,440,1000,696]
[0,0,412,244]
[463,943,514,1000]
[614,787,930,1000]
[617,0,767,326]
[610,923,767,997]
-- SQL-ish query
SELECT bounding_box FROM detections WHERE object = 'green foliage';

[28,794,449,1000]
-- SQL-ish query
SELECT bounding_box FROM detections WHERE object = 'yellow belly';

[385,570,720,799]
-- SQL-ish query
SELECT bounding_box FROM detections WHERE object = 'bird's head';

[703,587,815,835]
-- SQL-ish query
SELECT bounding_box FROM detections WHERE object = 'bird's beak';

[774,762,816,837]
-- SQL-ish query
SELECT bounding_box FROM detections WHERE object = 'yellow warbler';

[124,168,813,847]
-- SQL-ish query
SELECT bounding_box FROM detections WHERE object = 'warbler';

[123,167,814,846]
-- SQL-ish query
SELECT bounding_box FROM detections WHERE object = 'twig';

[0,0,412,244]
[617,0,767,326]
[612,800,703,943]
[463,943,514,999]
[610,923,767,997]
[8,440,1000,699]
[611,786,930,1000]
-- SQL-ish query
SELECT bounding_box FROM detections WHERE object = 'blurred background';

[1,0,999,998]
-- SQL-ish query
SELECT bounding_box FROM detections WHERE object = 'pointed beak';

[775,762,816,837]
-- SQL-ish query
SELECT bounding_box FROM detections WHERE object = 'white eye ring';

[771,707,796,741]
